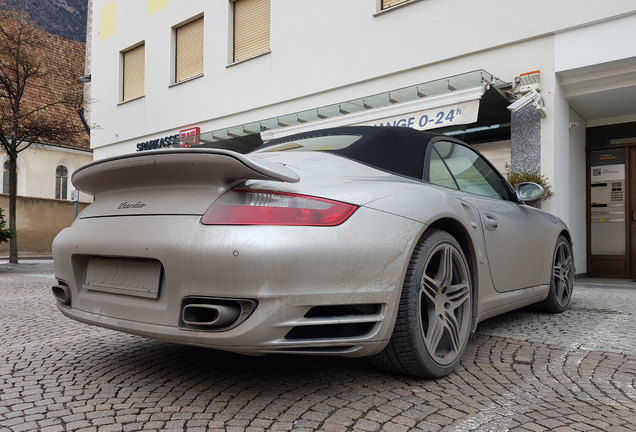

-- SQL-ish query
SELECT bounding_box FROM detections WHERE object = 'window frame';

[2,157,25,196]
[228,0,271,65]
[55,164,69,200]
[120,41,146,103]
[428,146,460,191]
[374,0,424,15]
[2,160,9,195]
[171,14,205,85]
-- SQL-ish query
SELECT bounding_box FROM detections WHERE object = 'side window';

[432,141,510,200]
[428,147,458,189]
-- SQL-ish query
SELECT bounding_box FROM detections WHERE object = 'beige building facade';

[2,144,92,202]
[0,144,93,255]
[0,22,92,256]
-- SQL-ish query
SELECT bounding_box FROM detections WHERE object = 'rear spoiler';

[72,148,300,196]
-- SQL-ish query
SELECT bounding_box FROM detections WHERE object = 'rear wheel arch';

[558,229,572,245]
[370,225,474,377]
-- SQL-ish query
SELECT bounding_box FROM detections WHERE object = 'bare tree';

[0,8,85,263]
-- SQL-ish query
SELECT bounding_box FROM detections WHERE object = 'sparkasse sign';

[136,135,179,152]
[135,126,201,151]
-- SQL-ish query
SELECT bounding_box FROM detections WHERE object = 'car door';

[426,139,547,292]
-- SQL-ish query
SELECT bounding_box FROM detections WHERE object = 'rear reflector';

[201,189,357,226]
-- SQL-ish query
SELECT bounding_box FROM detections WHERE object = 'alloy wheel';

[553,241,573,307]
[419,243,471,366]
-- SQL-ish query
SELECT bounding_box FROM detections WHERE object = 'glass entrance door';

[588,148,627,277]
[630,148,636,278]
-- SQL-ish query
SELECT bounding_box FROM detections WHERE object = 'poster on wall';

[590,149,625,182]
[589,148,625,256]
[591,164,625,182]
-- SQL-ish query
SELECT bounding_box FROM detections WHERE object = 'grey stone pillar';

[510,108,542,173]
[84,0,93,129]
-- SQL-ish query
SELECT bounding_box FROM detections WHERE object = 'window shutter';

[176,17,204,82]
[382,0,410,9]
[234,0,270,62]
[123,44,145,101]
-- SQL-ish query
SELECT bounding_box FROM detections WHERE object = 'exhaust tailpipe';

[182,304,241,327]
[52,284,71,306]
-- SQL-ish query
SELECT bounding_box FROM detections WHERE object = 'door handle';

[483,213,499,231]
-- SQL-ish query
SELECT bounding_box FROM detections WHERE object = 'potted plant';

[505,163,554,206]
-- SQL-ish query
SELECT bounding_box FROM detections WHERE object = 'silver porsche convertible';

[52,126,573,378]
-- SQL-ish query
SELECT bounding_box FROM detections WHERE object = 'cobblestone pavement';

[1,262,635,432]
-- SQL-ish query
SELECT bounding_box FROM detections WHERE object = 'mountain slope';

[1,0,87,42]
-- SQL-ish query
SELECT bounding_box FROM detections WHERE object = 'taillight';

[201,190,357,226]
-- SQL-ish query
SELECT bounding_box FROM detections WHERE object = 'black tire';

[369,229,472,378]
[535,235,574,313]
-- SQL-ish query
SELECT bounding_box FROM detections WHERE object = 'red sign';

[179,127,200,147]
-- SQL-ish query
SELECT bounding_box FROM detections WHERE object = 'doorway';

[588,148,626,278]
[630,147,636,278]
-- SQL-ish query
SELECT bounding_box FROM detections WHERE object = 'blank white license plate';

[84,259,162,298]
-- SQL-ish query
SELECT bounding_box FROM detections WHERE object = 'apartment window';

[122,44,145,101]
[382,0,410,9]
[55,165,68,200]
[2,160,8,194]
[175,17,204,82]
[233,0,270,63]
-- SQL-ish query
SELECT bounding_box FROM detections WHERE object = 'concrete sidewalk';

[575,276,636,289]
[0,255,53,264]
[0,255,52,259]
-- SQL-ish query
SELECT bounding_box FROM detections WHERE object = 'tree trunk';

[8,148,18,264]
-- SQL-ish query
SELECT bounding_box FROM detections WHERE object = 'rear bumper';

[56,305,387,356]
[52,208,423,356]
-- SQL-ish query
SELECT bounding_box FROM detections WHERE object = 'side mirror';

[516,182,545,203]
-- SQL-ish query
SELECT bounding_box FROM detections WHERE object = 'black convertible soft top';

[254,126,444,180]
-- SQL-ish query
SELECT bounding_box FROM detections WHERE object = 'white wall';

[548,78,570,219]
[551,13,636,274]
[555,13,636,73]
[568,108,587,274]
[3,146,94,203]
[90,0,636,154]
[548,80,587,273]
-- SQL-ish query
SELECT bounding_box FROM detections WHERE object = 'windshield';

[254,135,362,153]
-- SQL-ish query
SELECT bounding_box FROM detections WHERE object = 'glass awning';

[190,70,509,152]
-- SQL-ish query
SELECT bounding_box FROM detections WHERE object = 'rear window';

[252,127,433,180]
[253,135,362,153]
